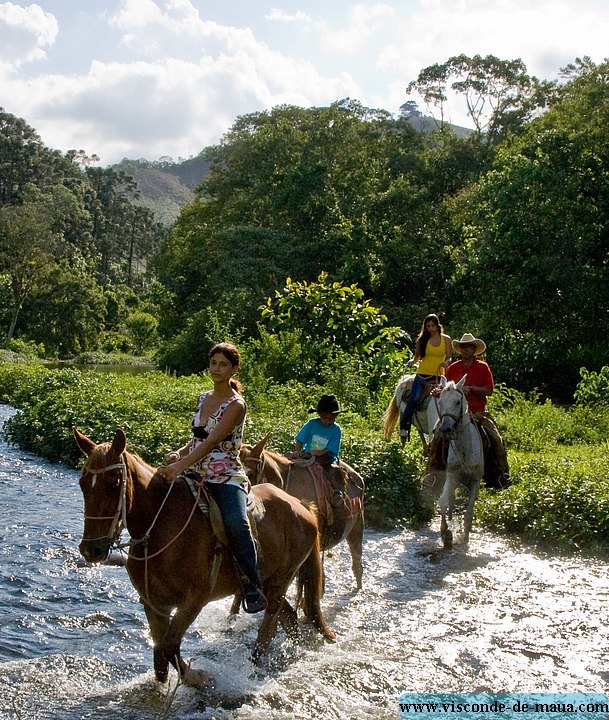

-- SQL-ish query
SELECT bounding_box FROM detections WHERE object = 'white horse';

[382,374,441,454]
[434,377,484,549]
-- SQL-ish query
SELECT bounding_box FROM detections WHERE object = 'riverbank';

[1,362,608,551]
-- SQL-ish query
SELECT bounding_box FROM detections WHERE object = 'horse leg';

[227,593,241,621]
[162,600,212,688]
[278,598,300,641]
[143,604,172,683]
[438,475,454,550]
[252,584,285,663]
[346,510,364,591]
[462,479,480,545]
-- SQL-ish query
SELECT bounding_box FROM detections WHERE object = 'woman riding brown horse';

[74,427,335,688]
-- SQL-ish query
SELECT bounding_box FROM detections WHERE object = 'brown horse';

[240,437,365,591]
[74,427,335,688]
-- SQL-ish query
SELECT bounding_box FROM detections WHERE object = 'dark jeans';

[400,374,429,432]
[205,482,263,590]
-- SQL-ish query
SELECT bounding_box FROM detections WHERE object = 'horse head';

[437,377,467,438]
[241,435,286,488]
[240,433,271,485]
[74,427,128,563]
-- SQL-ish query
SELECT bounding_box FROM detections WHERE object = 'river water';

[1,404,608,720]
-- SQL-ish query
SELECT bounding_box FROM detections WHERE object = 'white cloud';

[379,0,608,81]
[314,3,396,54]
[0,1,58,66]
[265,8,312,24]
[376,0,609,125]
[4,0,606,164]
[5,46,359,163]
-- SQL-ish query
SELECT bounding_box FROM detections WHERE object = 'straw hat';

[452,332,486,355]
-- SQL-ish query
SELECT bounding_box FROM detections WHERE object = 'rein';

[82,456,204,618]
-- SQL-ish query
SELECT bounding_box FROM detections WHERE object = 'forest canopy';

[2,54,608,400]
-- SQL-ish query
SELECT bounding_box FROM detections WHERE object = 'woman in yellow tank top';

[400,314,452,438]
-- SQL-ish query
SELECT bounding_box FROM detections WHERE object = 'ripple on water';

[1,409,609,717]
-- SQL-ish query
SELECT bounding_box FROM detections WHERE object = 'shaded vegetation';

[1,362,608,551]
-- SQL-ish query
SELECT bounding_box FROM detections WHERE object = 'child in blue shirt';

[293,394,342,466]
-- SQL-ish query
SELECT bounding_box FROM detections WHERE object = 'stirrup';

[242,586,267,614]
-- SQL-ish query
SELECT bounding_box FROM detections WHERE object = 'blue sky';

[1,0,608,165]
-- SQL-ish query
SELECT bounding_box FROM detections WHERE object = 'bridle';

[82,459,128,544]
[437,387,466,429]
[80,453,202,618]
[242,452,268,486]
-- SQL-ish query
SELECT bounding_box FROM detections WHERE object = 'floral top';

[190,391,248,487]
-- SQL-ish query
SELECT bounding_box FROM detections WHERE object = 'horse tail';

[381,395,399,441]
[296,524,336,641]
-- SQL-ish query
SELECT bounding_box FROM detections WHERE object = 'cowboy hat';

[309,394,342,414]
[452,332,486,355]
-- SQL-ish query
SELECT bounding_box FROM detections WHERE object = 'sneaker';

[243,586,267,614]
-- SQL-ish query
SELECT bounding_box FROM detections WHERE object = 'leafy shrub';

[497,388,609,451]
[347,437,432,529]
[8,338,45,359]
[241,327,314,385]
[574,366,609,406]
[477,451,609,551]
[3,362,609,546]
[0,365,205,465]
[126,311,158,354]
[156,307,242,375]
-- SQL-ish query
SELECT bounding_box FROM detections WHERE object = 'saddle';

[182,470,265,590]
[400,375,441,441]
[284,456,355,540]
[182,469,263,542]
[475,418,511,489]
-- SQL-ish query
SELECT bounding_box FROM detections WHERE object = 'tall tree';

[407,54,552,143]
[0,186,66,345]
[449,58,609,396]
[23,261,107,356]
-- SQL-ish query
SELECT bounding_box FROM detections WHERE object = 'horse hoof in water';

[182,666,213,689]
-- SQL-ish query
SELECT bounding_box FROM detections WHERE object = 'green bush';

[0,364,205,465]
[477,451,609,551]
[0,363,431,528]
[574,366,609,406]
[2,361,609,546]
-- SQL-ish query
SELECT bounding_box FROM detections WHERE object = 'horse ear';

[73,427,96,457]
[251,433,271,459]
[110,428,127,458]
[456,376,467,390]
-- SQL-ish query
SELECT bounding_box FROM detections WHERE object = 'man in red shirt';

[442,333,510,487]
[445,333,494,413]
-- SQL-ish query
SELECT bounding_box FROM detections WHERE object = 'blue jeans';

[205,482,263,590]
[400,374,430,433]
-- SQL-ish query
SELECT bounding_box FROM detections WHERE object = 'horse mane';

[263,448,290,466]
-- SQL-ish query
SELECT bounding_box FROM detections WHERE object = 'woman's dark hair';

[209,342,243,393]
[415,314,444,359]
